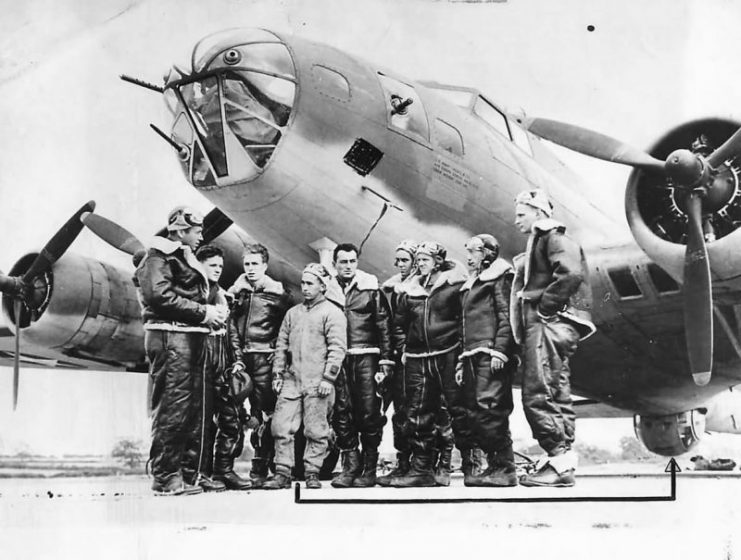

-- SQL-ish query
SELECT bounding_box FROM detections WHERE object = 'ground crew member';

[134,206,226,496]
[228,243,291,487]
[329,243,393,488]
[458,234,517,487]
[263,263,347,490]
[388,242,474,487]
[195,244,253,491]
[512,189,595,487]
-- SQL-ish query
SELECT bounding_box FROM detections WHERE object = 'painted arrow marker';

[293,458,681,505]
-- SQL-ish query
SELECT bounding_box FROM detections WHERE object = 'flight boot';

[249,457,270,489]
[377,451,410,487]
[214,470,254,490]
[305,473,322,489]
[434,442,453,487]
[468,447,518,487]
[331,448,362,488]
[152,473,203,497]
[389,452,436,487]
[461,448,484,487]
[352,449,379,487]
[194,474,227,493]
[262,469,292,490]
[520,450,576,488]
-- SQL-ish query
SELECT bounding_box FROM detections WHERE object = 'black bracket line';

[293,458,679,505]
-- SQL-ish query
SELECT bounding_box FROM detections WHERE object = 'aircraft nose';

[165,29,297,189]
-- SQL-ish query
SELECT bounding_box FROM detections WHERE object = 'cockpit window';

[474,96,511,141]
[510,120,533,156]
[435,119,464,156]
[377,73,429,142]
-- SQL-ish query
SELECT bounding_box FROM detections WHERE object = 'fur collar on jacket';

[460,258,513,292]
[402,261,468,297]
[146,236,208,284]
[228,273,285,296]
[532,218,566,234]
[382,272,418,294]
[332,269,379,292]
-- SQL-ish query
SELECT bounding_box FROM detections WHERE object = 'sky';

[1,0,741,456]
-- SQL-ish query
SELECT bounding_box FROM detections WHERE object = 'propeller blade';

[683,193,713,386]
[13,299,21,410]
[526,118,665,172]
[707,126,741,169]
[22,201,96,284]
[81,213,145,256]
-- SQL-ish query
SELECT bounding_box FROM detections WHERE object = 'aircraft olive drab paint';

[3,28,741,457]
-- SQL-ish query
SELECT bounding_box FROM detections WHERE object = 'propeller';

[80,213,145,256]
[526,118,741,386]
[0,201,96,409]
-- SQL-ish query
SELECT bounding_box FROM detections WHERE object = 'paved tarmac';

[0,472,738,559]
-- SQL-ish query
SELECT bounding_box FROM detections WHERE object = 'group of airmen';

[133,187,594,496]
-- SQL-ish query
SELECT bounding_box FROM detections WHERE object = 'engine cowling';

[626,118,741,284]
[633,410,705,456]
[1,252,144,367]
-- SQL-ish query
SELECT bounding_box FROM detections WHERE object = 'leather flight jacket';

[134,236,209,329]
[331,270,393,362]
[393,262,468,355]
[510,219,595,343]
[459,258,515,362]
[228,274,291,361]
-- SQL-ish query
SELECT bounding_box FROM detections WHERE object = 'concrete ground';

[0,471,738,560]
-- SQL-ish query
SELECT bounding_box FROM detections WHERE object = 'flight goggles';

[167,206,204,231]
[416,241,446,261]
[465,237,485,252]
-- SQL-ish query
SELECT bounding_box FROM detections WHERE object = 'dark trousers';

[246,353,276,461]
[211,336,244,474]
[402,349,473,454]
[146,330,208,483]
[333,354,386,451]
[521,304,579,454]
[461,352,514,453]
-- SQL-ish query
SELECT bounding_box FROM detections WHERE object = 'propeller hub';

[665,148,704,187]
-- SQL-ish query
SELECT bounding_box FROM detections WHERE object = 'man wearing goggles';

[134,206,228,496]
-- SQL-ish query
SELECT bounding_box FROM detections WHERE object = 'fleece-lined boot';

[331,448,362,488]
[389,452,436,487]
[377,451,410,487]
[469,447,518,487]
[352,449,379,487]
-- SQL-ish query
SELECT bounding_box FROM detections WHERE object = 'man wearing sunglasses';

[134,206,228,496]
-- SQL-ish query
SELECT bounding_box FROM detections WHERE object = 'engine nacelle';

[2,252,144,367]
[633,410,705,456]
[626,118,741,285]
